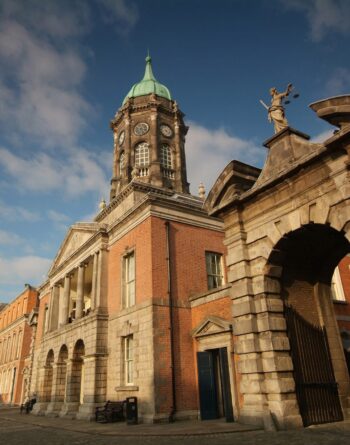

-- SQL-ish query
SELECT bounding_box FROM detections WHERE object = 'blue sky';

[0,0,350,302]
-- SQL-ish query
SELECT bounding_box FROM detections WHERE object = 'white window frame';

[205,251,224,290]
[122,251,135,308]
[124,335,134,385]
[161,144,172,169]
[135,142,149,167]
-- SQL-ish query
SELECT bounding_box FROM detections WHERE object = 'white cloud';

[47,210,70,224]
[47,210,72,231]
[186,122,264,195]
[98,0,139,35]
[0,200,40,222]
[0,5,91,146]
[281,0,350,41]
[0,0,90,40]
[0,147,110,198]
[0,229,23,246]
[326,68,350,95]
[0,255,51,286]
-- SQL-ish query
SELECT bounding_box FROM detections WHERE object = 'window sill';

[333,299,348,305]
[189,283,231,302]
[115,385,139,392]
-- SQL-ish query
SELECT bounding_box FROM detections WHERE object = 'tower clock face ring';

[118,130,125,146]
[160,124,173,137]
[134,122,149,136]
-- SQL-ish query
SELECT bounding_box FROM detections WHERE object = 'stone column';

[149,109,162,186]
[76,354,108,420]
[48,284,60,332]
[47,287,55,332]
[46,363,64,417]
[60,274,71,326]
[59,359,80,418]
[76,264,86,319]
[32,365,51,415]
[90,253,98,312]
[95,248,108,312]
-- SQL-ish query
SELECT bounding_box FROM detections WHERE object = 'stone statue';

[266,84,293,133]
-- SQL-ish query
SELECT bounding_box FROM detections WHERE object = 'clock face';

[118,130,125,146]
[160,124,173,138]
[134,122,149,136]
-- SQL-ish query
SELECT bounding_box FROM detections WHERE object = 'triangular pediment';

[49,222,107,275]
[192,316,232,338]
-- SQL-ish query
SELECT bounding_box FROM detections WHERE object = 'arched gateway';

[206,95,350,429]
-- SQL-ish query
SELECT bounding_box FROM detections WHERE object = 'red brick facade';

[0,286,38,404]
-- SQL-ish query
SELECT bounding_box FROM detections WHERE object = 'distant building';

[0,285,38,404]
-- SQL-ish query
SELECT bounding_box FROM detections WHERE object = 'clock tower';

[110,56,190,200]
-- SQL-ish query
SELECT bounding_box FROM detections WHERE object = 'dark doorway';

[197,348,234,421]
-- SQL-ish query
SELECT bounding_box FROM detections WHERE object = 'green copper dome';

[122,55,172,105]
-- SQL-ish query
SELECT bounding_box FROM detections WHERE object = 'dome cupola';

[110,55,189,201]
[122,55,171,104]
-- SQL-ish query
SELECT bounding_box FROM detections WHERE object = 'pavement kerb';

[0,412,262,437]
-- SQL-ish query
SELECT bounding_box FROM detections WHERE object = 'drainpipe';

[165,221,176,422]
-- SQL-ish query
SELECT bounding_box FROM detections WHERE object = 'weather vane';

[260,84,299,133]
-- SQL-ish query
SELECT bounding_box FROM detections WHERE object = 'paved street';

[1,408,350,445]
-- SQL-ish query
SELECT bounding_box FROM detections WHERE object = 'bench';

[95,400,126,423]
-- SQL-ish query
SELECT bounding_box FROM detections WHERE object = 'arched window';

[135,142,149,167]
[135,142,150,177]
[161,144,172,169]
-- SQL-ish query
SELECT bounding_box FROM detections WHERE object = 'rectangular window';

[124,335,134,385]
[206,252,224,290]
[122,251,135,308]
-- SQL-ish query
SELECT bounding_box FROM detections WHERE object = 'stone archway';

[42,350,54,403]
[60,339,85,418]
[47,345,68,416]
[265,223,350,426]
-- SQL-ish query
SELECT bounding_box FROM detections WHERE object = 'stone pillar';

[59,359,80,418]
[76,354,108,420]
[32,365,51,415]
[90,253,99,312]
[95,248,108,312]
[76,264,86,319]
[149,109,162,186]
[60,275,71,326]
[47,287,55,332]
[226,212,302,430]
[48,284,60,332]
[46,363,64,417]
